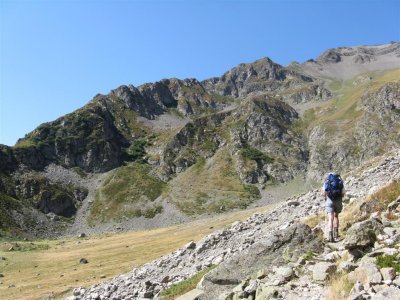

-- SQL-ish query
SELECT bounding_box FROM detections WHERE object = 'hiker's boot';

[333,227,339,240]
[328,231,334,242]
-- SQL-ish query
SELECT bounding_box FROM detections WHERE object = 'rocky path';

[67,150,400,299]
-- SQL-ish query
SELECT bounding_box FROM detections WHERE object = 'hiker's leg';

[327,212,334,241]
[328,212,334,231]
[333,212,339,239]
[334,213,339,228]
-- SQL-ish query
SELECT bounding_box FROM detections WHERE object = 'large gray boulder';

[197,223,323,299]
[312,262,337,282]
[348,261,382,287]
[344,218,384,250]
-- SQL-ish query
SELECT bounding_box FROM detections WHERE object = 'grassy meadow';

[0,205,275,300]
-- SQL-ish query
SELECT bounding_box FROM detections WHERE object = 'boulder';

[312,262,336,282]
[348,262,382,287]
[371,285,400,300]
[255,285,279,300]
[344,218,383,249]
[380,268,396,281]
[79,258,88,264]
[338,261,358,273]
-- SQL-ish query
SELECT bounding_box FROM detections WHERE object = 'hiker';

[323,172,345,242]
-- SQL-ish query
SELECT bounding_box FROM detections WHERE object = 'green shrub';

[241,146,273,163]
[376,255,400,272]
[126,139,147,162]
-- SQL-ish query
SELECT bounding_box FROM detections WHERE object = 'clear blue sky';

[1,0,399,146]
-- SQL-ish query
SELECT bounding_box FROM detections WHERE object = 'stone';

[0,257,6,260]
[380,268,396,281]
[79,258,88,264]
[0,274,3,277]
[323,251,341,262]
[385,239,394,246]
[387,197,400,212]
[79,233,86,238]
[338,261,358,273]
[100,274,106,279]
[255,285,279,300]
[350,281,364,295]
[344,218,384,249]
[244,279,258,294]
[371,285,400,299]
[383,227,397,237]
[369,247,398,257]
[393,277,400,287]
[256,270,267,279]
[348,262,382,286]
[312,262,336,282]
[185,241,196,250]
[141,291,153,298]
[90,292,99,299]
[274,266,293,281]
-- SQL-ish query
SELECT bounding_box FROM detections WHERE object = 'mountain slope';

[0,42,399,238]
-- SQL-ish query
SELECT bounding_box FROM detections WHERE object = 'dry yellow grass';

[340,180,400,232]
[302,212,325,229]
[326,272,353,300]
[0,205,275,300]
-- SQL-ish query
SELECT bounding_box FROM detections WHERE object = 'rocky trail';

[68,151,400,300]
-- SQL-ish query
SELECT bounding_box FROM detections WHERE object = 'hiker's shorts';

[325,197,343,214]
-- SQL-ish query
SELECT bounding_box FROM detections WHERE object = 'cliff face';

[1,43,399,237]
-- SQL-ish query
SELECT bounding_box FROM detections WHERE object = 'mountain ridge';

[0,42,399,239]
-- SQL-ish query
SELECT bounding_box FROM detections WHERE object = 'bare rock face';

[197,224,323,299]
[317,49,342,63]
[202,57,287,98]
[362,82,400,119]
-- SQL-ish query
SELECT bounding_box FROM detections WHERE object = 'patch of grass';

[160,265,216,299]
[292,108,316,133]
[303,250,315,261]
[326,273,353,300]
[13,139,36,149]
[0,194,23,234]
[168,108,185,119]
[376,255,400,272]
[88,163,167,224]
[168,148,261,215]
[7,241,50,252]
[341,180,400,231]
[302,213,325,229]
[240,145,274,163]
[70,167,87,178]
[125,139,147,162]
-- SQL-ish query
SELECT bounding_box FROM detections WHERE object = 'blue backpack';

[325,173,343,200]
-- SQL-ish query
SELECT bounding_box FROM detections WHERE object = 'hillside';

[0,42,399,239]
[68,149,400,299]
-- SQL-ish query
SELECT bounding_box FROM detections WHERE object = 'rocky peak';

[300,42,400,79]
[317,49,342,63]
[202,57,287,98]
